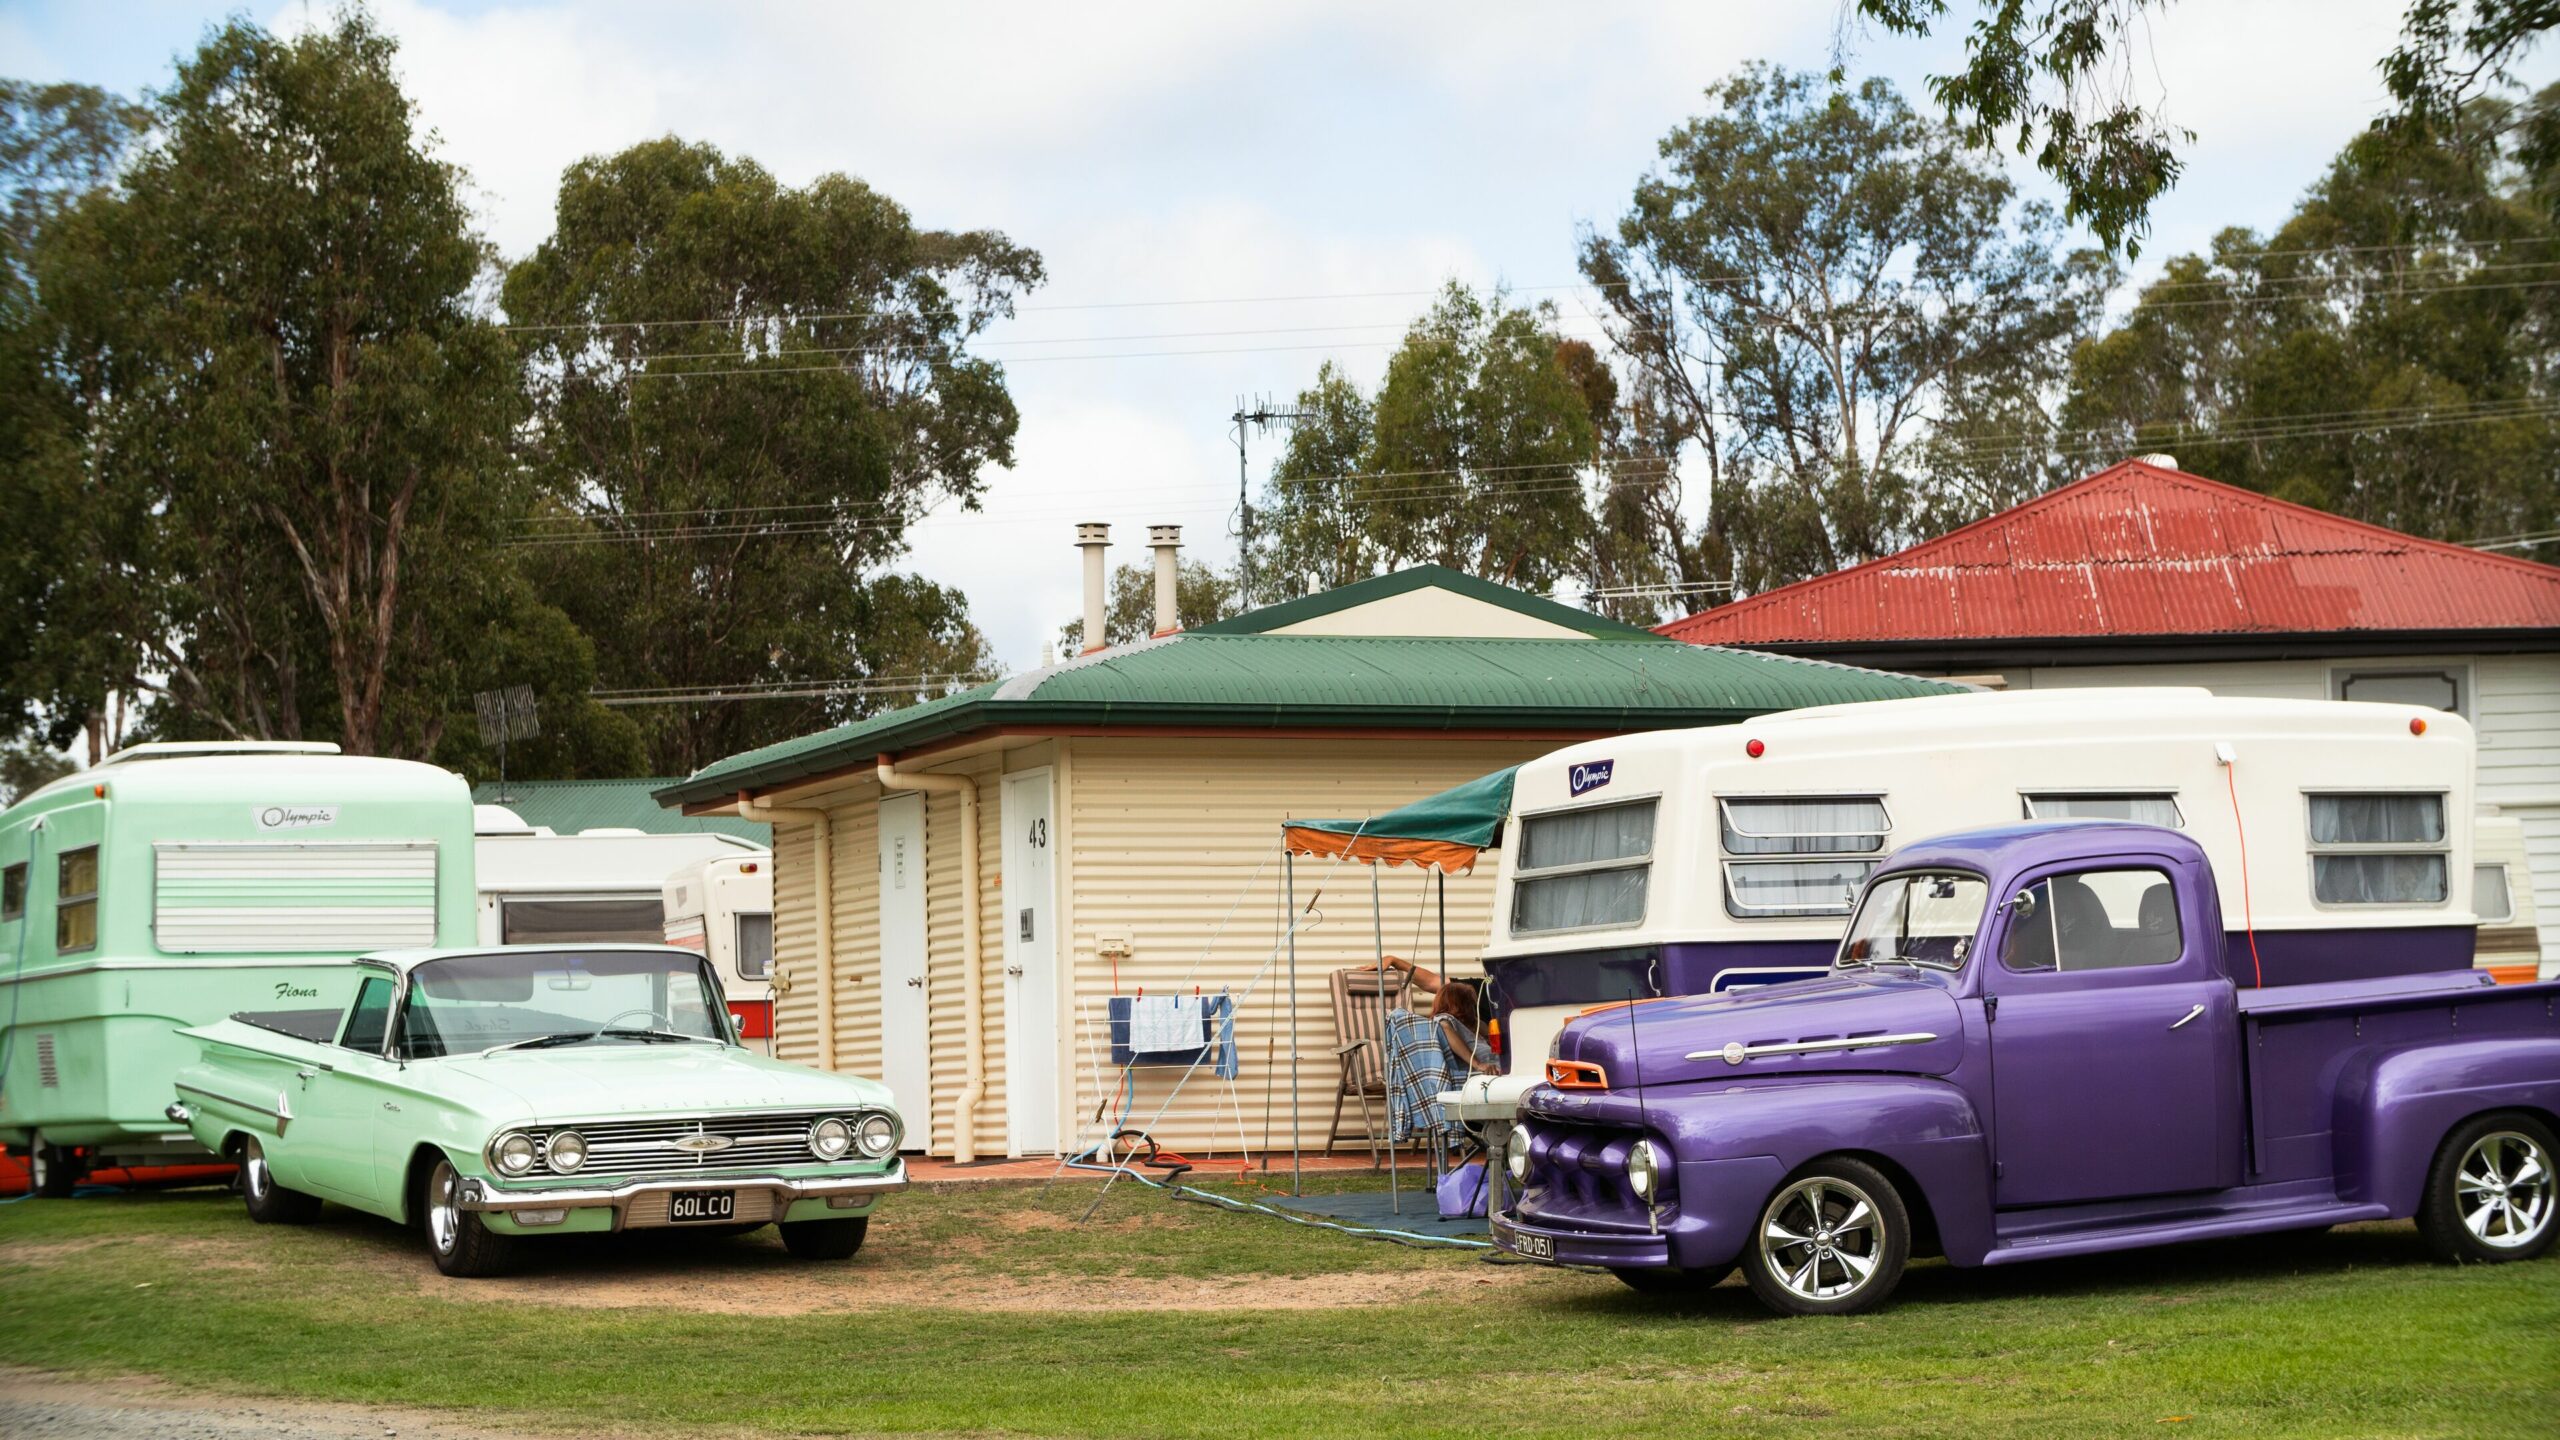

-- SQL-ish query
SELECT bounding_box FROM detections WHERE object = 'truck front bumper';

[1492,1210,1673,1268]
[457,1165,907,1231]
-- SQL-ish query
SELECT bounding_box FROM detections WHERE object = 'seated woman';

[1380,954,1497,1076]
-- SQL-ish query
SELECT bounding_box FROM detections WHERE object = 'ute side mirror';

[2004,889,2038,920]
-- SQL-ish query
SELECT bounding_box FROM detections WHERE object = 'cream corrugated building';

[656,563,1957,1159]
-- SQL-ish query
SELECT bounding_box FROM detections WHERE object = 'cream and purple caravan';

[1453,688,2491,1119]
[0,742,475,1194]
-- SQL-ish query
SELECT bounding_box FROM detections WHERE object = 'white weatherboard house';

[1666,460,2560,968]
[656,547,1960,1160]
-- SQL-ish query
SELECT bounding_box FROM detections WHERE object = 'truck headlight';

[810,1117,855,1161]
[493,1132,538,1176]
[855,1113,898,1159]
[547,1130,587,1174]
[1505,1125,1532,1182]
[1627,1139,1664,1200]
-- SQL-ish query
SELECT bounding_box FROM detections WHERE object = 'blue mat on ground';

[1257,1187,1491,1240]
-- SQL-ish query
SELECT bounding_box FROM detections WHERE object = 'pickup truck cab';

[1493,821,2560,1314]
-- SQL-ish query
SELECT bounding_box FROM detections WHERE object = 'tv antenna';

[1231,395,1315,604]
[472,684,540,803]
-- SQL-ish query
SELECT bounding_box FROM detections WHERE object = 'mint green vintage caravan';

[0,742,475,1194]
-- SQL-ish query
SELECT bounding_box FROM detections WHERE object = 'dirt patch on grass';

[0,1365,551,1440]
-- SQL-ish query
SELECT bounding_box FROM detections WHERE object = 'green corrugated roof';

[476,778,769,843]
[653,633,1961,809]
[1194,564,1660,639]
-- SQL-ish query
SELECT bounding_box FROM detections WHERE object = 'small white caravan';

[663,851,778,1051]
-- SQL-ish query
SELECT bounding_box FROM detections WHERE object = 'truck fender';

[1668,1076,1995,1268]
[2331,1037,2560,1217]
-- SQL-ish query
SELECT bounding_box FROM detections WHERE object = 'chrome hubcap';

[427,1163,459,1254]
[1760,1177,1884,1301]
[2456,1131,2552,1250]
[243,1139,270,1200]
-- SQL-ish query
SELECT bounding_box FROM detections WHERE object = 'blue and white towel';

[1129,994,1204,1053]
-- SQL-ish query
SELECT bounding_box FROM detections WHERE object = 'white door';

[876,793,930,1148]
[1001,769,1059,1155]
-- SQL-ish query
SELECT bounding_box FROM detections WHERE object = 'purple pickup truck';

[1491,821,2560,1314]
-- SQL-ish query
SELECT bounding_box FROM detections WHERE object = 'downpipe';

[737,792,836,1072]
[876,756,986,1164]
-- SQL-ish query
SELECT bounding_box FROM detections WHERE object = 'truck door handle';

[2169,1004,2206,1031]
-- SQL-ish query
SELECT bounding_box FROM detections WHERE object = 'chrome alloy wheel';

[2456,1130,2553,1250]
[1758,1175,1885,1302]
[426,1161,461,1256]
[242,1137,272,1201]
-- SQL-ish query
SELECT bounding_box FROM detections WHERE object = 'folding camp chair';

[1326,964,1411,1162]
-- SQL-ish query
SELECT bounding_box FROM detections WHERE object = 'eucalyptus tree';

[504,138,1035,773]
[1583,65,2106,596]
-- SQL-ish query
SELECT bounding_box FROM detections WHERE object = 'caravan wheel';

[29,1140,83,1199]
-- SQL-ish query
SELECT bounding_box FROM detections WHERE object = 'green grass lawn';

[2,1174,2554,1439]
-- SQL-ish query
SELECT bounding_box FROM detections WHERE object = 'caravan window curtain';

[1718,796,1888,918]
[2308,793,2449,905]
[2024,793,2184,827]
[1512,800,1656,935]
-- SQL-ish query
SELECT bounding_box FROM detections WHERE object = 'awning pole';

[1374,858,1397,1214]
[1285,843,1302,1197]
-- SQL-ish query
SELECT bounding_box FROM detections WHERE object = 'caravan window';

[1718,796,1888,918]
[2,862,23,920]
[1512,800,1656,935]
[56,847,98,953]
[2023,792,2184,827]
[498,895,667,945]
[735,911,775,979]
[2307,793,2449,905]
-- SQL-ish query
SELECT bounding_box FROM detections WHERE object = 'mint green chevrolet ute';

[167,944,907,1276]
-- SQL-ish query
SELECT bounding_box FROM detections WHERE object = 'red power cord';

[2225,761,2264,988]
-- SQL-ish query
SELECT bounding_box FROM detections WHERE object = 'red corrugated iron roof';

[1660,460,2560,645]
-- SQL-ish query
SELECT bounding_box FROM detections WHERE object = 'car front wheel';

[238,1136,322,1224]
[779,1215,869,1260]
[421,1157,518,1278]
[1740,1158,1911,1316]
[2418,1113,2557,1265]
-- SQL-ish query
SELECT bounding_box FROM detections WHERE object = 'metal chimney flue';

[1075,522,1112,654]
[1148,525,1182,637]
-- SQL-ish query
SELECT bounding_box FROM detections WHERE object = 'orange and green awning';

[1281,766,1516,874]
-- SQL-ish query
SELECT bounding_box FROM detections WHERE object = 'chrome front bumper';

[456,1164,907,1227]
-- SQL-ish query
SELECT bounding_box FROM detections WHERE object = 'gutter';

[736,792,837,1072]
[874,755,988,1164]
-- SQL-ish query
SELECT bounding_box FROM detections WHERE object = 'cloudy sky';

[3,1,2522,670]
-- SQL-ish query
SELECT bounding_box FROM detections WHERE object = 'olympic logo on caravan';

[255,804,338,830]
[1567,759,1614,797]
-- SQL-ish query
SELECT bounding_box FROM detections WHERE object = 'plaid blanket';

[1383,1011,1454,1141]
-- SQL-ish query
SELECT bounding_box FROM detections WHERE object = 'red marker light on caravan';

[2409,716,2428,736]
[1744,738,1765,759]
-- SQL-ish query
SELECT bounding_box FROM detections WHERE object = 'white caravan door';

[876,793,931,1149]
[1000,768,1058,1155]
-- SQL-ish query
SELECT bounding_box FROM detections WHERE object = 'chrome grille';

[529,1110,870,1180]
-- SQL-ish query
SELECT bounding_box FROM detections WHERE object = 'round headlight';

[810,1117,855,1161]
[1505,1125,1532,1182]
[1627,1139,1664,1200]
[547,1130,587,1174]
[855,1112,898,1158]
[494,1131,538,1176]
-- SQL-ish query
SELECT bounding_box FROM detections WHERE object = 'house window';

[735,911,775,980]
[2475,864,2515,924]
[56,846,99,953]
[1,862,24,921]
[2023,792,2184,828]
[2334,667,2466,718]
[1512,799,1657,935]
[2307,793,2448,905]
[1718,796,1889,918]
